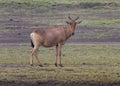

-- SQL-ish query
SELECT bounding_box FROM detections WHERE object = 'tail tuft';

[30,40,34,48]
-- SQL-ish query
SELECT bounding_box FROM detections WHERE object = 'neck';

[64,25,76,39]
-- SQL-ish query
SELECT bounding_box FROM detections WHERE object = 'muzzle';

[72,32,75,35]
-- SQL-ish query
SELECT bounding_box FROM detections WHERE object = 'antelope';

[30,16,82,67]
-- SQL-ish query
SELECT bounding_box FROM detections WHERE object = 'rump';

[30,32,43,48]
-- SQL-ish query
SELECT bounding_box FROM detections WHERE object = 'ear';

[66,21,70,24]
[77,20,82,24]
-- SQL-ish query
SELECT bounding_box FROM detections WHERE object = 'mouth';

[72,33,75,35]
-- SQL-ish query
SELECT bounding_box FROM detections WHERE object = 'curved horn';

[74,16,79,21]
[68,16,72,20]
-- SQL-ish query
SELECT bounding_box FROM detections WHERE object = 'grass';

[0,0,120,28]
[0,0,120,84]
[0,0,120,4]
[0,45,120,84]
[1,0,119,28]
[83,19,120,28]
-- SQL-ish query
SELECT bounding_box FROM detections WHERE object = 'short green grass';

[0,44,120,84]
[0,1,120,84]
[0,0,120,4]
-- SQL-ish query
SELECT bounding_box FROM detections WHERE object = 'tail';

[30,39,34,48]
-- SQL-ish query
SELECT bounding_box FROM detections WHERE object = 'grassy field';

[0,0,120,27]
[0,45,120,85]
[0,0,120,85]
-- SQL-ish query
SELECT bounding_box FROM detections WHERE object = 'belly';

[42,41,57,47]
[41,34,65,47]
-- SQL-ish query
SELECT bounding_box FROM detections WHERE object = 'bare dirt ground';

[0,81,120,86]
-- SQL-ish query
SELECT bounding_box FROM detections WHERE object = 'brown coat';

[31,25,74,47]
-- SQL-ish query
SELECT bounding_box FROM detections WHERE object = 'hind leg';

[31,46,43,66]
[34,48,43,67]
[30,48,34,66]
[30,32,43,66]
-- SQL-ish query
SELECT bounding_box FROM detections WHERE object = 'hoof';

[55,63,58,67]
[39,64,43,67]
[30,64,33,66]
[59,64,64,67]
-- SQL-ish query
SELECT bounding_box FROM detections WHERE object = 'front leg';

[59,64,64,67]
[58,43,64,67]
[55,45,58,67]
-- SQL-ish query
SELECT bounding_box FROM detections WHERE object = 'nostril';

[72,33,75,35]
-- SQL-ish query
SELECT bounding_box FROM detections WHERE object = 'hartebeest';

[30,16,82,67]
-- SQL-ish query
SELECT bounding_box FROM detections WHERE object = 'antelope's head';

[66,16,82,35]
